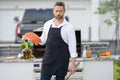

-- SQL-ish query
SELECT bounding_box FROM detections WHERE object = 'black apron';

[41,25,70,76]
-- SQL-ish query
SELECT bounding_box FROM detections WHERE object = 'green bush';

[114,57,120,80]
[114,57,120,67]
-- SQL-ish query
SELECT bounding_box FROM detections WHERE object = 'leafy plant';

[114,57,120,67]
[95,0,120,26]
[19,43,26,50]
[19,42,33,50]
[114,58,120,80]
[95,0,120,56]
[27,42,33,49]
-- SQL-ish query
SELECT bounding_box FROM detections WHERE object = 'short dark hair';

[54,1,65,10]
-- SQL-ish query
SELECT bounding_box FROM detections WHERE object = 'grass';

[114,60,120,80]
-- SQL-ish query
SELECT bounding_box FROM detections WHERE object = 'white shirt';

[40,18,77,58]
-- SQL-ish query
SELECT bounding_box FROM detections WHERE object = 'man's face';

[53,6,65,20]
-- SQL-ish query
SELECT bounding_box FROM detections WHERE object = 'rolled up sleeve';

[67,26,78,58]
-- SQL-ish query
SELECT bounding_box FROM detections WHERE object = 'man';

[40,1,77,80]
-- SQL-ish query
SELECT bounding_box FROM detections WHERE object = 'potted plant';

[19,39,34,59]
[18,32,41,59]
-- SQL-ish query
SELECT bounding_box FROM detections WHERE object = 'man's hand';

[69,57,76,74]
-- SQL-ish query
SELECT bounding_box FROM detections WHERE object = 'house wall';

[0,0,115,42]
[0,0,91,42]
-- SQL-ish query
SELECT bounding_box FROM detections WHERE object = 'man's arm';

[70,57,76,74]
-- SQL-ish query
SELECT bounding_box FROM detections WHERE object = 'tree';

[95,0,120,55]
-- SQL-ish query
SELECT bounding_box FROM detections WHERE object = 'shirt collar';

[51,18,67,28]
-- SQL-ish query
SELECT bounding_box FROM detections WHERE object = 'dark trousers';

[40,74,65,80]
